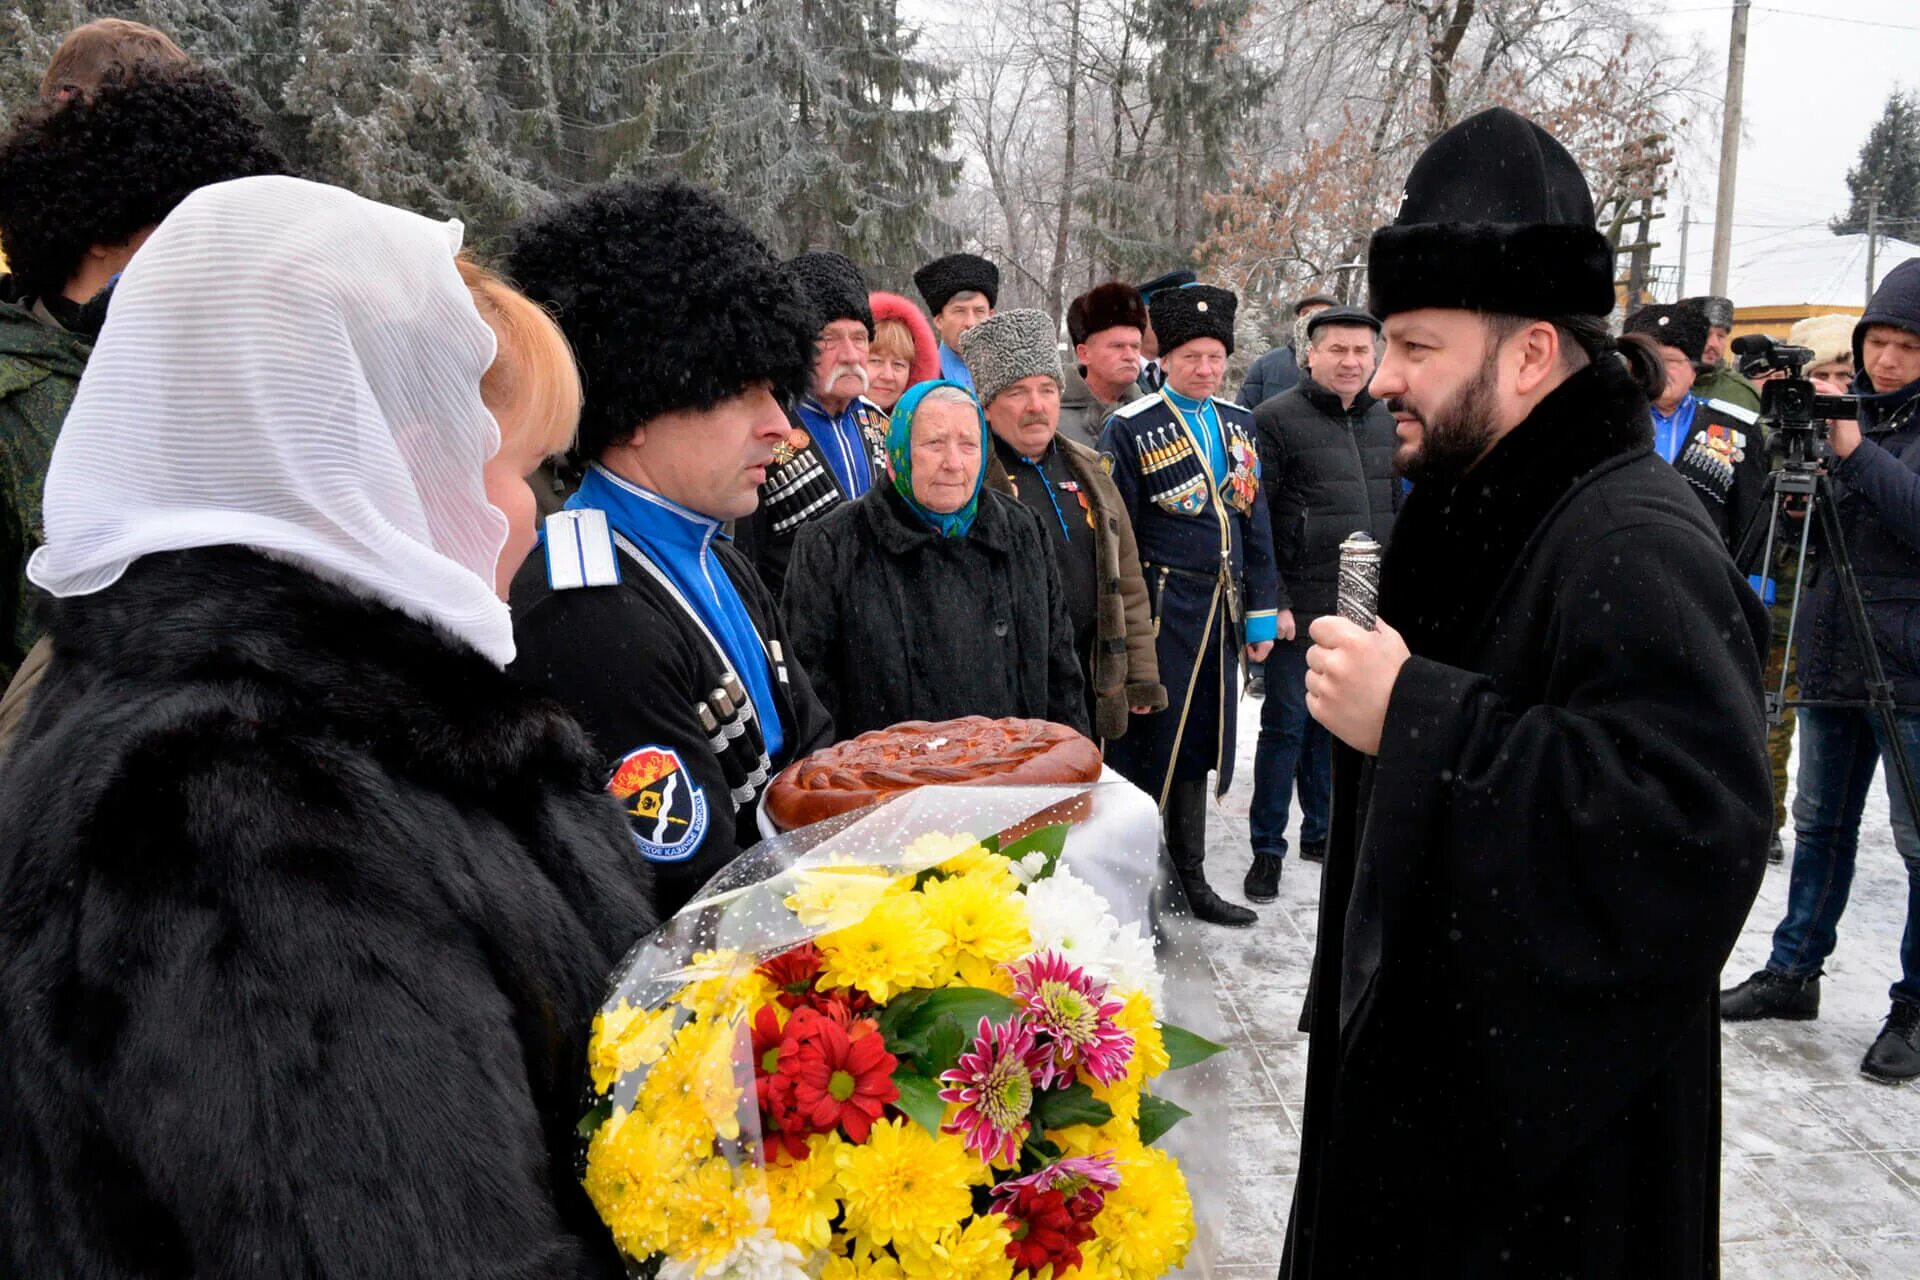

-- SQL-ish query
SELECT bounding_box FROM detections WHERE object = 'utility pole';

[1677,204,1690,299]
[1867,184,1882,307]
[1710,0,1750,296]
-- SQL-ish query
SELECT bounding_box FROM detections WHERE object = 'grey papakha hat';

[960,308,1063,407]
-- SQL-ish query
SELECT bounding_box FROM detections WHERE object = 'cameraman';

[1722,260,1920,1085]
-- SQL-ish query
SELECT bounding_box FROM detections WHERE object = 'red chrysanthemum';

[1000,1181,1096,1276]
[779,1006,899,1144]
[1007,950,1134,1087]
[750,1005,812,1160]
[757,942,825,1009]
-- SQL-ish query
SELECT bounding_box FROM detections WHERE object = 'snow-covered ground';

[1199,700,1920,1277]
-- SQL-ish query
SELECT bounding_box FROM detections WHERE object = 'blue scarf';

[887,380,989,538]
[1650,394,1698,464]
[794,397,875,499]
[566,465,783,759]
[1163,386,1228,481]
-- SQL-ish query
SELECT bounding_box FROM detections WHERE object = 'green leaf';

[1020,1135,1063,1169]
[887,987,1016,1059]
[1030,1080,1114,1131]
[1161,1022,1228,1072]
[874,988,934,1043]
[576,1100,612,1140]
[891,1069,947,1135]
[922,1014,968,1074]
[1136,1094,1191,1144]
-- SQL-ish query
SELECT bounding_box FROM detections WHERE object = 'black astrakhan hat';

[506,178,815,460]
[787,251,873,337]
[1066,282,1149,345]
[1623,303,1709,363]
[1149,284,1237,356]
[913,252,999,313]
[1367,107,1615,321]
[1682,295,1735,330]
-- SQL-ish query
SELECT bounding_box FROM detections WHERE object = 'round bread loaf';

[765,715,1102,831]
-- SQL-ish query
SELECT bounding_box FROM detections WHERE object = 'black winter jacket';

[1798,381,1920,705]
[1253,376,1401,622]
[0,548,650,1278]
[782,484,1090,740]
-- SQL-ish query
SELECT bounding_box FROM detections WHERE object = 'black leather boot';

[1167,780,1256,927]
[1719,968,1820,1021]
[1299,839,1326,864]
[1861,1001,1920,1084]
[1244,852,1282,903]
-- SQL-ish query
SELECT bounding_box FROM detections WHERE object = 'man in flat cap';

[962,308,1164,741]
[737,250,890,596]
[913,251,998,393]
[1100,283,1278,926]
[1286,108,1768,1276]
[1059,282,1151,448]
[504,179,834,919]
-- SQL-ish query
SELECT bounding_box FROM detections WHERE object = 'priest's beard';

[1389,350,1502,487]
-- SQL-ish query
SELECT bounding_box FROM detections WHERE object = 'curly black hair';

[0,67,284,302]
[505,178,817,460]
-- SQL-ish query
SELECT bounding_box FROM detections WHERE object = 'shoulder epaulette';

[1706,398,1760,426]
[1113,393,1162,420]
[1215,398,1253,416]
[542,508,622,591]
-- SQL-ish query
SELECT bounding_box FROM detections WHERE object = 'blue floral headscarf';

[886,379,989,538]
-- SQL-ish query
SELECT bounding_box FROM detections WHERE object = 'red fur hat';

[868,290,940,386]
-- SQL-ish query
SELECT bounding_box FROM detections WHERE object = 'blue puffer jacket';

[1796,373,1920,704]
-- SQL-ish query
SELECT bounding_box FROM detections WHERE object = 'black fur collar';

[1379,356,1654,664]
[46,547,597,794]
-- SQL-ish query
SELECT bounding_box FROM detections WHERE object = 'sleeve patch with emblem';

[607,745,710,862]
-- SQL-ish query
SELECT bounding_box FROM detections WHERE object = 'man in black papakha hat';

[1099,282,1278,927]
[913,251,998,394]
[1284,108,1770,1278]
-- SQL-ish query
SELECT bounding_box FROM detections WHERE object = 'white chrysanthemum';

[659,1219,808,1280]
[1023,867,1164,1005]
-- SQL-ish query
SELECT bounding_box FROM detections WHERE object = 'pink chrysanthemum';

[989,1152,1123,1222]
[939,1016,1047,1165]
[1007,950,1134,1087]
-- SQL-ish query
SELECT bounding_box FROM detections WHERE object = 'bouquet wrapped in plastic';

[581,777,1230,1279]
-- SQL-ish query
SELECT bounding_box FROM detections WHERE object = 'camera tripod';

[1733,434,1920,826]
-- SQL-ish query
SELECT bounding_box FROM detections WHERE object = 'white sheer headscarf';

[27,174,516,665]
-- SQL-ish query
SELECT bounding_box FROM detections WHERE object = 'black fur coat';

[0,548,652,1278]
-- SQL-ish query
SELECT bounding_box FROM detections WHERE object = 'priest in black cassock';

[1282,108,1771,1278]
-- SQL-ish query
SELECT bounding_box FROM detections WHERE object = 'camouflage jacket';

[0,290,91,683]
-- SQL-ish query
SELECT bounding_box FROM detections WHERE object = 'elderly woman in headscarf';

[782,380,1089,740]
[0,175,649,1277]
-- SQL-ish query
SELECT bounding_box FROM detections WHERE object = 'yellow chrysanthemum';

[583,1106,703,1259]
[1090,1139,1193,1280]
[785,859,906,929]
[1045,1109,1137,1161]
[917,869,1029,988]
[671,949,770,1022]
[1087,1074,1141,1128]
[900,830,983,872]
[817,892,946,1002]
[661,1157,768,1274]
[1114,992,1169,1085]
[639,1013,746,1143]
[821,1242,907,1280]
[835,1116,982,1254]
[897,1214,1015,1280]
[588,1000,679,1094]
[764,1133,845,1252]
[1068,1240,1127,1280]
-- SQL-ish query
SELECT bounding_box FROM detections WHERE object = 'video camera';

[1731,334,1860,463]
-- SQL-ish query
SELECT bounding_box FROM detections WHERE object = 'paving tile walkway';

[1195,707,1920,1276]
